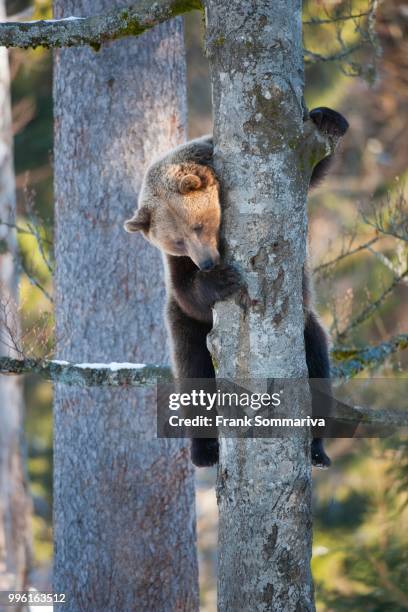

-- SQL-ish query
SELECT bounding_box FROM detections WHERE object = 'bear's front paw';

[199,264,242,302]
[191,438,219,467]
[310,107,349,138]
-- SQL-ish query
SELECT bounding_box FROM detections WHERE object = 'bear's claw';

[199,263,242,301]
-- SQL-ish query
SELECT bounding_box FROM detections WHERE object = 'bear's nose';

[199,258,216,271]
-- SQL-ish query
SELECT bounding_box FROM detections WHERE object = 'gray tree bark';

[204,1,320,610]
[53,2,198,610]
[0,0,31,593]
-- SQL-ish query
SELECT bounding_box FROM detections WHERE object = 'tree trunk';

[204,1,315,610]
[53,3,198,610]
[0,0,31,592]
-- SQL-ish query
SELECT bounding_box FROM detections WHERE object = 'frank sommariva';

[168,415,325,427]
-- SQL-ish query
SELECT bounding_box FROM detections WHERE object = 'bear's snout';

[199,258,217,271]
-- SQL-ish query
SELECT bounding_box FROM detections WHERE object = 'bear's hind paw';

[191,438,219,467]
[311,449,331,469]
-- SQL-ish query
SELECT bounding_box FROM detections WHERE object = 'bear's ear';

[177,164,216,195]
[124,207,151,233]
[178,173,203,195]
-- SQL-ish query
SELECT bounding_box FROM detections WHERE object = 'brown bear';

[124,107,349,468]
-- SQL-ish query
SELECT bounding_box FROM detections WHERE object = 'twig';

[26,218,54,274]
[0,295,24,357]
[314,235,380,275]
[336,270,408,342]
[303,11,372,26]
[366,246,399,275]
[19,257,53,302]
[0,218,53,245]
[362,190,408,242]
[304,43,363,64]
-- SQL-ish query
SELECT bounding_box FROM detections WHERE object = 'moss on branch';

[0,335,406,429]
[0,357,172,386]
[0,0,202,49]
[331,333,408,379]
[0,335,406,386]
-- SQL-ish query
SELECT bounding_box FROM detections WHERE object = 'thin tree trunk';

[204,1,315,610]
[0,0,31,592]
[53,2,198,610]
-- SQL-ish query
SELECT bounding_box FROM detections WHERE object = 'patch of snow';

[21,16,85,24]
[74,362,146,371]
[51,359,69,366]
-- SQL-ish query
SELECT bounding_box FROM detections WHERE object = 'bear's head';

[124,161,221,270]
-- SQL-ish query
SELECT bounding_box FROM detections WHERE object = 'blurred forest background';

[2,0,407,610]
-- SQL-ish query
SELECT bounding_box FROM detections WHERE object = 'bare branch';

[366,245,399,275]
[0,333,406,385]
[0,218,52,245]
[362,189,408,242]
[0,191,54,300]
[26,217,54,274]
[336,270,408,342]
[303,0,380,73]
[304,43,363,64]
[19,256,53,302]
[0,0,202,49]
[314,235,380,276]
[0,294,24,357]
[303,11,372,26]
[0,354,407,427]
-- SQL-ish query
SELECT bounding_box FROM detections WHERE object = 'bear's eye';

[192,223,203,234]
[175,239,185,248]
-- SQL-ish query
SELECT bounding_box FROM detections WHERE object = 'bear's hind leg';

[191,438,219,467]
[304,311,332,468]
[167,299,219,467]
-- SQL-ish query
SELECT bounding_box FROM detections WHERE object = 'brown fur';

[125,109,348,467]
[125,148,221,269]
